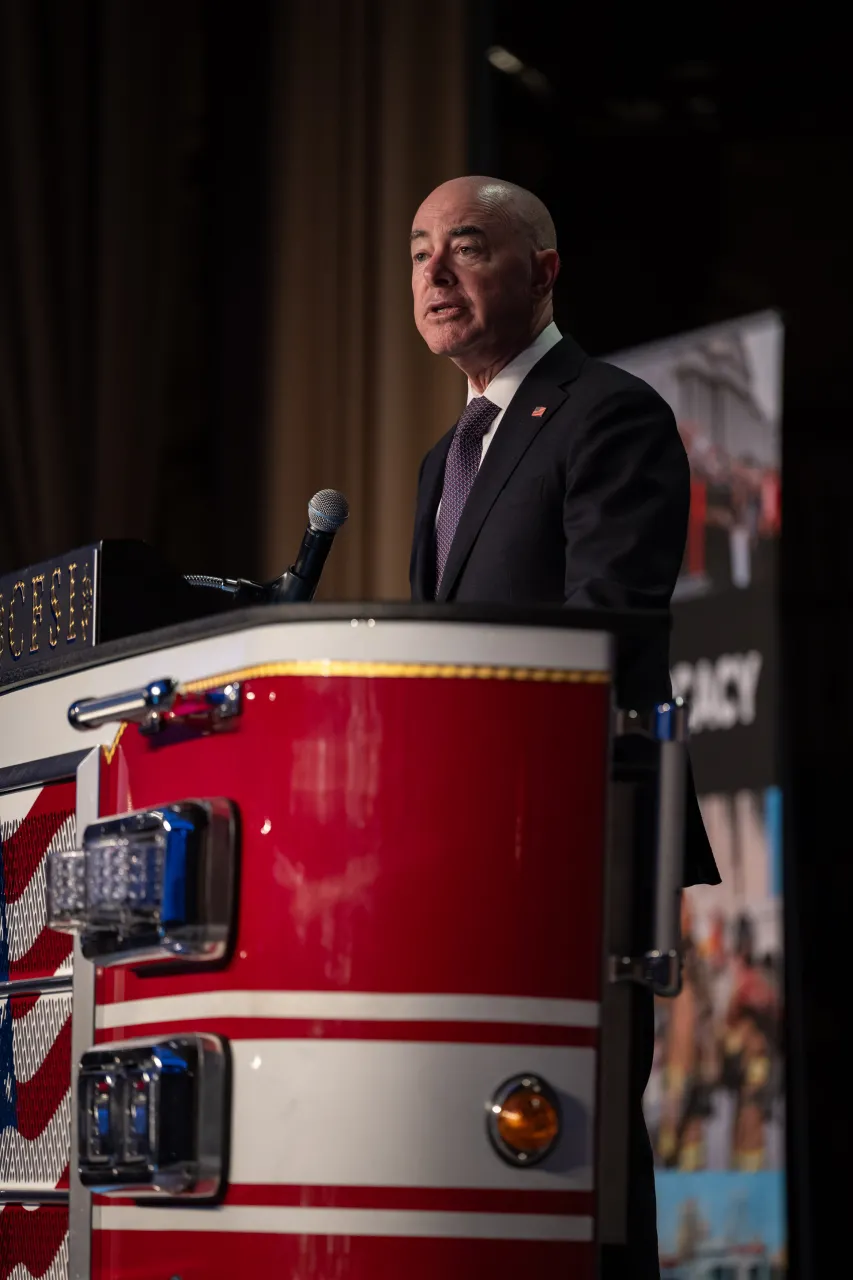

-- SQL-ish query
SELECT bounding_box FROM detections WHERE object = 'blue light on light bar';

[45,799,237,967]
[78,1034,227,1198]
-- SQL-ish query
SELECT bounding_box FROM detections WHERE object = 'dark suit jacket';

[410,331,719,889]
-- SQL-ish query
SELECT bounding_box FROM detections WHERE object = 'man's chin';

[420,322,478,359]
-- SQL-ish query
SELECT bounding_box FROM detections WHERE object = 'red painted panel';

[98,674,609,1007]
[92,1231,594,1280]
[221,1183,596,1215]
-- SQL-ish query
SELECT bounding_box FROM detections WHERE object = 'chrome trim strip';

[69,746,99,1280]
[0,748,90,795]
[0,1188,70,1205]
[0,974,73,998]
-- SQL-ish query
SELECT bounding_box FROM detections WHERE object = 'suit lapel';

[411,430,452,600]
[436,336,586,602]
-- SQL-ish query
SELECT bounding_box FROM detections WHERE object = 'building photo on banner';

[610,313,786,1278]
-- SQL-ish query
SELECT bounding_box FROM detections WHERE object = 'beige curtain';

[264,0,468,600]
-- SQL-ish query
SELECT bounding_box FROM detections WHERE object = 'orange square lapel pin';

[531,405,547,417]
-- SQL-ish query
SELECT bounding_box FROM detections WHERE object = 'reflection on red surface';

[99,674,610,1008]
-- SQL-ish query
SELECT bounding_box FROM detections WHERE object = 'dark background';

[2,3,851,1274]
[0,0,273,578]
[478,9,850,1275]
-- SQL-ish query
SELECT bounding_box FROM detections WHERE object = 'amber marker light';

[486,1074,561,1166]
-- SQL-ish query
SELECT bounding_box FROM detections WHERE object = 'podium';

[0,585,686,1279]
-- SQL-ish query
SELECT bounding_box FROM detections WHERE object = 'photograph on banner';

[656,1171,786,1277]
[611,312,782,602]
[643,786,784,1174]
[608,313,785,1276]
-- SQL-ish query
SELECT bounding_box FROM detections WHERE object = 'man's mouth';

[428,302,465,317]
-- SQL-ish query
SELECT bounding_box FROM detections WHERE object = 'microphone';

[267,489,350,602]
[183,489,349,607]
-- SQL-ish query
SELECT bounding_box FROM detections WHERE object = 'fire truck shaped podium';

[0,540,686,1280]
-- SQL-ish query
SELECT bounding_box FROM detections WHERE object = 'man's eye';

[413,252,428,263]
[457,244,477,255]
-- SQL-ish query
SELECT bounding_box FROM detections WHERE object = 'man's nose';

[424,249,456,286]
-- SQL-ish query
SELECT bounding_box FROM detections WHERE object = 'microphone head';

[308,489,349,533]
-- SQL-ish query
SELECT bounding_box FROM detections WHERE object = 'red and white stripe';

[93,988,599,1255]
[95,990,599,1032]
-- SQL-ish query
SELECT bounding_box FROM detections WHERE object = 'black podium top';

[0,539,670,695]
[2,599,674,696]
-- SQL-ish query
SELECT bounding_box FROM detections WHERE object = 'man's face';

[411,185,535,363]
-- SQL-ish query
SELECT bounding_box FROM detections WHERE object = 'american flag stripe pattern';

[0,1205,70,1280]
[1,781,76,1280]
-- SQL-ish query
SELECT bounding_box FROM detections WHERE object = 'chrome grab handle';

[610,698,689,997]
[68,677,242,735]
[68,679,177,731]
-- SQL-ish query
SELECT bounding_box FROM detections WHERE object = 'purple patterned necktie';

[435,395,501,595]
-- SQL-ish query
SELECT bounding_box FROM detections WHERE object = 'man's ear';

[532,248,560,298]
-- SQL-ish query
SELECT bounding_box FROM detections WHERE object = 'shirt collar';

[467,322,562,408]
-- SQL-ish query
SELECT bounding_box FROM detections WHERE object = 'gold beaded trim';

[102,660,609,763]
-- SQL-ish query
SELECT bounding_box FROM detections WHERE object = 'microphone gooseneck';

[183,488,349,608]
[182,574,266,603]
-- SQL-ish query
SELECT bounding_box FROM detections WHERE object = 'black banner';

[671,586,777,794]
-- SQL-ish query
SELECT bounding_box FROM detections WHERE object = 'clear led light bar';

[46,798,237,965]
[78,1034,227,1197]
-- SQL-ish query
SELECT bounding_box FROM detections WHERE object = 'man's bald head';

[411,175,560,389]
[427,176,557,251]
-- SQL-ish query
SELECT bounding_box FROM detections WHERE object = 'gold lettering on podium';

[49,567,62,648]
[30,573,45,653]
[67,561,77,643]
[81,562,93,643]
[9,580,25,659]
[0,591,5,659]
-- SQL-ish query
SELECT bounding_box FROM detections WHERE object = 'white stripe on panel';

[96,1204,594,1242]
[95,990,600,1030]
[227,1038,594,1191]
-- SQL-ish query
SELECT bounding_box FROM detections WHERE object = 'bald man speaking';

[409,177,719,1278]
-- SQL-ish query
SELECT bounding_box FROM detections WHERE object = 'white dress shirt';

[436,322,563,523]
[468,320,563,463]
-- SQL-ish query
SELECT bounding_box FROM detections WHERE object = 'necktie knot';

[456,395,500,438]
